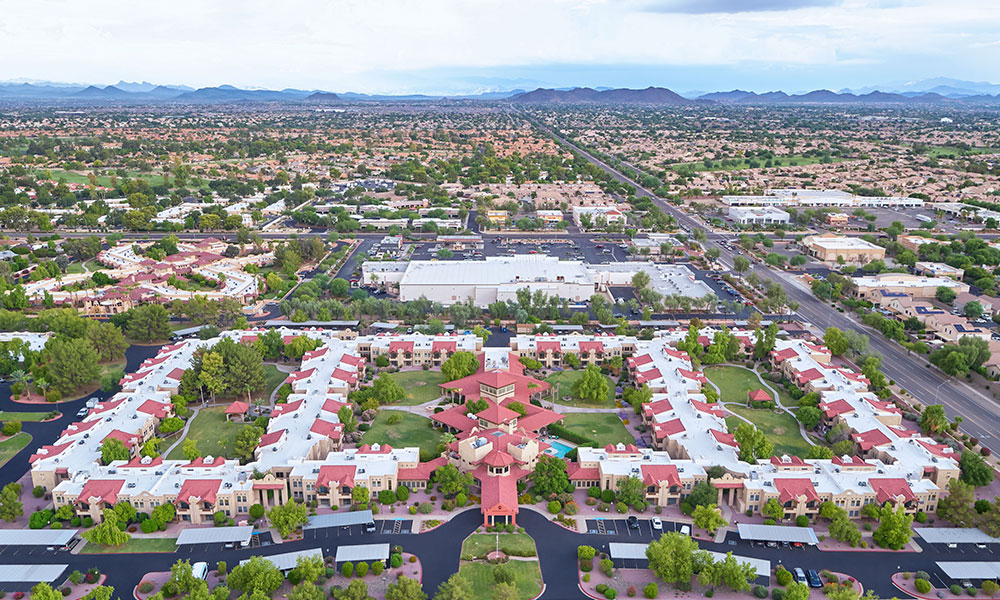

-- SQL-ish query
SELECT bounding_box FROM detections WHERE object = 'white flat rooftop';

[176,526,254,546]
[335,543,390,564]
[0,565,67,583]
[0,529,77,546]
[917,528,1000,544]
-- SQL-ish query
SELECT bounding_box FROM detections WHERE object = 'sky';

[1,0,998,95]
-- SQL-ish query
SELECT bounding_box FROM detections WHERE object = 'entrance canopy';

[737,523,819,545]
[176,526,253,546]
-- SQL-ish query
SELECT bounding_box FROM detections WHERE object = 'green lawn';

[165,407,241,460]
[670,154,845,173]
[458,560,543,600]
[81,537,177,554]
[387,370,448,405]
[360,411,440,458]
[559,413,634,447]
[0,411,53,422]
[725,406,814,458]
[545,369,616,407]
[0,433,31,467]
[32,169,170,188]
[65,262,86,274]
[705,365,798,407]
[462,533,538,560]
[924,145,1000,159]
[262,365,287,401]
[83,259,107,272]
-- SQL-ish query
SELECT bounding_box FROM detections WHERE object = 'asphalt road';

[533,118,1000,456]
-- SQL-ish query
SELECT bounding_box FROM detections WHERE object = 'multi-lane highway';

[534,118,1000,455]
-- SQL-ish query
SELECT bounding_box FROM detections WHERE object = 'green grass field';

[0,433,31,467]
[458,560,543,600]
[81,537,177,554]
[560,413,633,447]
[725,406,813,458]
[262,365,287,401]
[461,533,538,560]
[670,155,845,173]
[545,369,616,407]
[360,411,440,458]
[32,168,170,188]
[387,370,448,405]
[0,411,53,422]
[924,145,1000,159]
[705,365,798,407]
[65,262,86,274]
[165,407,241,460]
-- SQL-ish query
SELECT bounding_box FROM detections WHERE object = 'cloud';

[643,0,840,14]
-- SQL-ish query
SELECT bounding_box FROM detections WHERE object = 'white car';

[651,517,662,531]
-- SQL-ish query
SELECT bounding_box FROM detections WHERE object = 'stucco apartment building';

[357,333,483,369]
[509,333,637,368]
[801,234,886,265]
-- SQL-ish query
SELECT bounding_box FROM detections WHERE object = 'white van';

[679,525,691,536]
[192,562,208,580]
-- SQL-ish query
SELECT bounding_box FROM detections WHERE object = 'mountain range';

[1,78,999,105]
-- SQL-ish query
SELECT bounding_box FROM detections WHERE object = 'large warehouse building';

[362,255,714,307]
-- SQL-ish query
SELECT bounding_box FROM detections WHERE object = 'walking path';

[161,407,200,457]
[708,363,816,448]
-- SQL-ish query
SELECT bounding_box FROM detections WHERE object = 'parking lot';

[584,517,678,539]
[300,518,413,541]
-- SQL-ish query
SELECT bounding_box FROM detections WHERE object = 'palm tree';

[35,377,49,399]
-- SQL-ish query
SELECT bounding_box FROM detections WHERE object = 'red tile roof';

[653,419,685,439]
[641,464,680,488]
[774,478,820,504]
[748,389,772,402]
[121,456,164,468]
[432,340,457,353]
[795,368,824,384]
[579,341,604,353]
[103,429,141,448]
[309,419,343,439]
[165,368,186,381]
[870,478,916,504]
[476,402,520,425]
[567,463,601,481]
[537,341,561,354]
[29,442,73,464]
[398,457,446,482]
[771,348,799,362]
[852,429,892,451]
[317,465,356,489]
[711,430,738,447]
[77,480,124,506]
[259,430,285,446]
[820,399,854,418]
[137,400,172,418]
[225,401,251,415]
[479,472,518,513]
[389,340,414,353]
[770,455,808,467]
[832,455,869,467]
[482,450,516,468]
[184,456,227,468]
[357,443,393,454]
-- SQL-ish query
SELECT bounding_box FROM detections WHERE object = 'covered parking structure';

[0,530,77,546]
[241,548,323,574]
[176,526,254,547]
[737,523,819,545]
[608,543,769,580]
[917,528,1000,545]
[705,552,770,580]
[937,562,1000,584]
[335,544,390,567]
[0,564,67,584]
[303,510,374,531]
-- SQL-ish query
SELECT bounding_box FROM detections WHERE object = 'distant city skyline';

[2,0,998,95]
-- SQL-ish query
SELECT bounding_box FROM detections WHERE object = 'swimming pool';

[546,441,573,458]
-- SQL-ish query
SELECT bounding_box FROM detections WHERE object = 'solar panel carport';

[937,562,1000,581]
[0,529,77,546]
[304,510,374,530]
[737,523,819,545]
[917,528,1000,544]
[176,526,254,546]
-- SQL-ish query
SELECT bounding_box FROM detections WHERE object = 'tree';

[733,423,773,463]
[86,322,128,363]
[228,555,284,596]
[686,481,718,509]
[937,479,978,527]
[646,531,703,586]
[572,364,609,404]
[965,301,985,320]
[30,582,63,600]
[386,575,427,600]
[182,439,201,461]
[795,406,822,430]
[99,438,130,465]
[734,256,750,275]
[698,552,755,592]
[340,580,371,600]
[372,373,405,405]
[762,498,785,522]
[81,509,130,546]
[824,327,849,356]
[127,304,173,341]
[434,573,473,600]
[44,337,100,394]
[441,351,480,382]
[434,464,473,498]
[233,425,263,462]
[936,286,957,304]
[632,271,651,290]
[828,516,862,546]
[692,504,728,534]
[268,500,308,538]
[0,482,22,522]
[151,503,176,526]
[532,455,571,497]
[491,583,519,600]
[616,476,644,507]
[785,583,810,600]
[199,352,226,401]
[962,451,995,491]
[872,504,914,550]
[920,404,949,435]
[338,405,357,433]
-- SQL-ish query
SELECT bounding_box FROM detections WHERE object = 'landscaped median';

[892,570,996,600]
[457,529,544,600]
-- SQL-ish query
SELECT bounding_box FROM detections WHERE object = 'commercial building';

[726,206,790,226]
[535,210,564,226]
[801,234,886,265]
[915,262,964,281]
[898,235,938,253]
[851,273,970,304]
[572,206,626,229]
[722,190,923,209]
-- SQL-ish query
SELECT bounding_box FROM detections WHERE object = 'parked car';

[679,525,691,536]
[627,516,639,529]
[76,408,89,418]
[651,518,662,531]
[793,568,807,584]
[807,570,822,588]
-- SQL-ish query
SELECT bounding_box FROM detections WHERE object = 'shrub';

[60,589,70,597]
[706,590,714,598]
[597,502,610,512]
[600,558,614,577]
[409,506,417,515]
[356,562,368,577]
[138,583,154,594]
[763,518,776,526]
[795,515,809,527]
[456,492,468,507]
[772,589,785,600]
[396,486,410,502]
[605,588,617,600]
[390,554,402,568]
[914,579,932,594]
[371,561,384,576]
[981,581,998,596]
[596,584,609,594]
[616,502,627,514]
[601,489,616,503]
[969,588,978,597]
[161,581,178,597]
[217,561,226,576]
[418,502,433,514]
[753,586,769,598]
[916,571,930,582]
[676,581,692,592]
[644,583,658,599]
[341,562,353,578]
[140,519,158,533]
[589,487,602,499]
[32,486,45,498]
[776,568,792,586]
[546,500,562,514]
[564,501,579,515]
[915,511,927,523]
[953,586,965,595]
[580,559,593,572]
[378,490,397,505]
[70,517,81,527]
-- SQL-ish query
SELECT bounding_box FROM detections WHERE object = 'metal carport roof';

[335,544,390,564]
[737,523,819,544]
[0,565,67,582]
[304,510,374,530]
[176,526,254,546]
[0,529,77,546]
[242,548,323,572]
[609,542,648,560]
[937,562,1000,580]
[917,528,1000,544]
[706,551,770,579]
